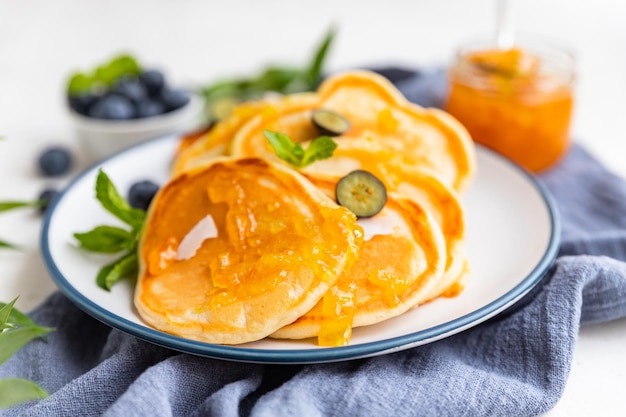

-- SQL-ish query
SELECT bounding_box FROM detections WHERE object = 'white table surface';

[1,0,625,415]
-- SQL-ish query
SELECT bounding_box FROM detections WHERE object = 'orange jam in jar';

[445,40,576,172]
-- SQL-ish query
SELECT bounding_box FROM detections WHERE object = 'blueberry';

[128,180,160,211]
[160,89,190,112]
[111,77,147,105]
[37,188,59,214]
[38,147,73,176]
[140,70,166,96]
[136,99,165,118]
[68,93,98,115]
[88,94,136,120]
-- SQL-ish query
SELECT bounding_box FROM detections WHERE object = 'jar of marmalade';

[445,39,576,172]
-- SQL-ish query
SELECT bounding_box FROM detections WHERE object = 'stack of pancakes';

[134,70,476,346]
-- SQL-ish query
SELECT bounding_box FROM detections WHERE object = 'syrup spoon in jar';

[495,0,515,49]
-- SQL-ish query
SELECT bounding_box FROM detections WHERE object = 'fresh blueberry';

[68,93,98,115]
[128,180,160,211]
[111,77,147,105]
[37,188,59,214]
[136,99,165,118]
[140,70,166,96]
[88,94,136,120]
[38,147,73,176]
[160,89,190,112]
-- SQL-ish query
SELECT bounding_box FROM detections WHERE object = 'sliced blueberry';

[335,170,387,218]
[128,180,160,211]
[37,188,59,214]
[160,89,190,112]
[111,77,147,105]
[136,99,165,118]
[88,94,136,120]
[68,93,98,115]
[140,70,166,96]
[38,147,73,176]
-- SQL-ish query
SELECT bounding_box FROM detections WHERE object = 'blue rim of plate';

[40,135,561,364]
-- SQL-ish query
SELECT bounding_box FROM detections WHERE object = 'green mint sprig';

[67,54,141,96]
[199,27,336,121]
[73,170,146,291]
[263,130,337,168]
[0,297,54,409]
[0,201,44,250]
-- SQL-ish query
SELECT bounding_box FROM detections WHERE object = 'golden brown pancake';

[172,94,318,176]
[135,157,362,345]
[139,69,478,347]
[229,70,476,193]
[378,163,469,301]
[272,193,446,346]
[302,160,468,304]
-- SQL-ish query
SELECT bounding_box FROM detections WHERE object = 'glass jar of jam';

[445,39,576,173]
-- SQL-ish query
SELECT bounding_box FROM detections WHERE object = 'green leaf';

[95,54,141,86]
[0,201,40,213]
[306,27,336,88]
[0,326,53,365]
[263,131,305,167]
[96,250,138,291]
[95,170,145,229]
[0,240,19,250]
[264,130,337,168]
[0,297,19,327]
[301,135,338,167]
[67,53,141,95]
[74,225,134,254]
[256,67,305,93]
[67,72,94,96]
[197,27,337,121]
[0,378,48,409]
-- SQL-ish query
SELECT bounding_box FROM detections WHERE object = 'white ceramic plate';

[41,134,560,364]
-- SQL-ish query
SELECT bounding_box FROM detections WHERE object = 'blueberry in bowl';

[66,54,203,160]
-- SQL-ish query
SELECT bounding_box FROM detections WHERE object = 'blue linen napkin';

[2,68,626,417]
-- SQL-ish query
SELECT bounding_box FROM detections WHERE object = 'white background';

[1,1,625,415]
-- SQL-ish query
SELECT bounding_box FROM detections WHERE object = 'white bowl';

[69,93,204,161]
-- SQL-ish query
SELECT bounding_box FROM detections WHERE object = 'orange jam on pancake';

[273,196,446,346]
[227,71,475,193]
[136,158,362,345]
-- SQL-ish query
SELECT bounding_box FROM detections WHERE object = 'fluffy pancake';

[302,158,468,303]
[171,101,269,176]
[135,157,362,345]
[172,93,319,176]
[229,70,476,193]
[272,193,446,345]
[378,163,470,301]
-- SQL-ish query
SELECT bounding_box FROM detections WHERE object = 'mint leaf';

[74,225,134,254]
[0,240,19,250]
[94,54,141,86]
[301,135,338,167]
[0,300,54,365]
[0,300,52,408]
[0,378,48,409]
[263,131,306,167]
[0,326,53,365]
[67,72,94,96]
[75,170,145,290]
[95,170,145,230]
[264,130,337,168]
[96,251,139,291]
[67,53,141,96]
[307,27,336,88]
[0,298,18,330]
[0,201,40,213]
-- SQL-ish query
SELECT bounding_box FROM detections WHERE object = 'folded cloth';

[2,68,626,417]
